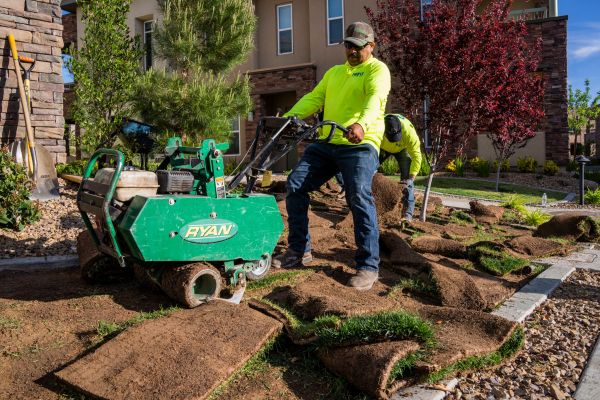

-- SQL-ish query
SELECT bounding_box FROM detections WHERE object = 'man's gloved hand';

[346,123,365,144]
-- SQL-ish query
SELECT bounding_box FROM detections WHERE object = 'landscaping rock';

[447,270,600,400]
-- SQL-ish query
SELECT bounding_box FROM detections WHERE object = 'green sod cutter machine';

[77,117,348,307]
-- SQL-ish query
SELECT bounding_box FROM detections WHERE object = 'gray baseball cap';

[344,21,375,47]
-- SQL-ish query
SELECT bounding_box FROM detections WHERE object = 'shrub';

[566,159,578,172]
[468,156,482,171]
[418,155,431,176]
[584,187,600,205]
[223,160,237,176]
[501,194,527,215]
[379,156,400,175]
[0,147,42,231]
[492,159,510,173]
[56,159,90,176]
[521,209,551,227]
[473,159,491,177]
[446,157,466,176]
[543,160,559,176]
[516,156,538,173]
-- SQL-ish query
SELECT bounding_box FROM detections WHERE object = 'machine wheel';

[80,254,128,283]
[245,255,272,281]
[132,263,162,291]
[161,263,222,308]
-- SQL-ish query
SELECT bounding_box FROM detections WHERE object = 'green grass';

[247,270,313,292]
[208,336,278,400]
[448,210,476,225]
[426,325,524,383]
[0,317,21,330]
[388,278,438,298]
[255,299,435,348]
[468,243,529,275]
[387,350,428,384]
[95,306,180,340]
[409,176,565,204]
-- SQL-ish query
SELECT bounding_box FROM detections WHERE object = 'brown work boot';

[272,248,313,269]
[347,269,378,291]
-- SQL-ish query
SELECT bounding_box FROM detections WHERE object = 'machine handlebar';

[287,116,349,143]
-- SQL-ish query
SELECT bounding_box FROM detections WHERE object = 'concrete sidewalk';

[416,189,600,217]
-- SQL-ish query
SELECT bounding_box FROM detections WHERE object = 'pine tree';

[134,0,256,143]
[66,0,143,150]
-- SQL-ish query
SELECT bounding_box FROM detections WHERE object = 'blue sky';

[561,0,600,96]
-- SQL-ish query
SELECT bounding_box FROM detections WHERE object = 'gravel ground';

[447,269,600,400]
[0,180,84,259]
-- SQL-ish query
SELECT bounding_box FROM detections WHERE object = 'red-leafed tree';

[368,0,544,219]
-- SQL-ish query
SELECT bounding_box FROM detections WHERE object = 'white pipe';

[549,0,558,17]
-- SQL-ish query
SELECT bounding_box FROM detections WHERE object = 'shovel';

[7,34,59,200]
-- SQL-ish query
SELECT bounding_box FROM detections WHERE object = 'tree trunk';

[420,172,435,222]
[495,161,502,192]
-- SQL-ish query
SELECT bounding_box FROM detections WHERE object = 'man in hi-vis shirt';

[272,22,391,291]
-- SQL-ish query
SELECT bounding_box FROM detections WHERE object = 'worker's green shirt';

[380,115,423,177]
[284,57,391,152]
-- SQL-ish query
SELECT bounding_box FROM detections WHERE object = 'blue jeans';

[286,143,380,272]
[379,149,415,219]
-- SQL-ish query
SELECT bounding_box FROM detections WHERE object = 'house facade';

[61,0,569,168]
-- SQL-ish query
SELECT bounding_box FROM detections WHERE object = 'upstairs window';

[277,4,293,55]
[327,0,344,45]
[143,20,154,70]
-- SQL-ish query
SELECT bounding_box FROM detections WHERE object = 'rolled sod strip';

[56,302,282,400]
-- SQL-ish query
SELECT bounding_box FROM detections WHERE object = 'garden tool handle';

[7,34,37,173]
[19,56,35,63]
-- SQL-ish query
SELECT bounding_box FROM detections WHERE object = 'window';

[226,116,241,156]
[143,20,154,71]
[420,0,433,21]
[62,54,74,84]
[277,4,293,55]
[327,0,344,45]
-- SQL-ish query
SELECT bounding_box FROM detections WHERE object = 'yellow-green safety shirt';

[380,115,423,177]
[284,56,391,152]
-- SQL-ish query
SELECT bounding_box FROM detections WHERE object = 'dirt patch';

[534,214,600,242]
[411,236,467,258]
[429,263,486,311]
[506,236,572,258]
[318,340,421,399]
[56,302,282,400]
[414,305,516,370]
[286,271,399,320]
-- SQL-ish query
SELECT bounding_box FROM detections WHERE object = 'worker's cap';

[344,22,375,47]
[384,114,403,143]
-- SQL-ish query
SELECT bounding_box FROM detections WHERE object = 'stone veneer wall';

[246,63,317,152]
[0,0,65,163]
[527,16,569,165]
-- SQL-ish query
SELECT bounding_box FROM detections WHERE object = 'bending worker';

[380,114,422,221]
[272,21,391,292]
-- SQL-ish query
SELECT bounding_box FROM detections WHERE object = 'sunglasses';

[344,42,369,51]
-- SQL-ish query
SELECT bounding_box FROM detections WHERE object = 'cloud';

[573,41,600,59]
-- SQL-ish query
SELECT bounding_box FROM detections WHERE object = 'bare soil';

[0,175,579,399]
